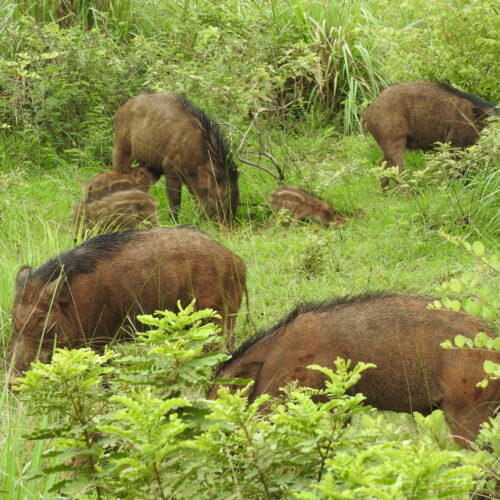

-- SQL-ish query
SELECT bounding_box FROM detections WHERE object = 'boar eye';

[37,315,46,324]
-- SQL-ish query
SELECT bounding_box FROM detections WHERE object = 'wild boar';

[73,189,159,232]
[210,293,499,448]
[84,166,158,202]
[112,92,239,222]
[8,227,246,377]
[269,185,345,226]
[362,82,499,189]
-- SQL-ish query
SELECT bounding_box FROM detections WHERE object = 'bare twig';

[248,151,285,181]
[219,102,293,182]
[238,158,282,181]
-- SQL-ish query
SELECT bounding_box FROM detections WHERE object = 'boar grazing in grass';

[8,227,246,378]
[362,81,499,189]
[210,293,499,448]
[84,166,158,202]
[269,185,345,226]
[112,92,239,222]
[73,189,159,232]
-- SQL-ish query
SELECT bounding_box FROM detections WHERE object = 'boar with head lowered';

[73,189,159,232]
[8,227,246,379]
[112,93,239,222]
[269,185,345,226]
[84,166,159,202]
[362,82,499,189]
[210,293,499,448]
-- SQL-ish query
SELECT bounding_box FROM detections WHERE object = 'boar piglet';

[113,92,239,222]
[73,189,159,232]
[269,185,345,226]
[8,227,246,379]
[84,166,158,202]
[210,293,499,448]
[362,81,499,189]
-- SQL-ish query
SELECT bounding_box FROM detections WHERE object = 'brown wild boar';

[8,227,246,378]
[210,293,499,448]
[269,185,345,226]
[73,189,159,232]
[112,93,239,222]
[84,166,158,202]
[362,82,499,189]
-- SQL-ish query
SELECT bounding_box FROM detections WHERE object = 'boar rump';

[210,293,499,448]
[362,82,499,189]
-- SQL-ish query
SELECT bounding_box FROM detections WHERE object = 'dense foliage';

[1,0,498,497]
[14,303,495,498]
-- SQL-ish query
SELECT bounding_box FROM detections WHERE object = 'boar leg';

[378,138,406,190]
[165,175,182,221]
[112,140,133,173]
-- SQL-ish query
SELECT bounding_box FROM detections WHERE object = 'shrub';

[372,0,499,101]
[0,16,152,165]
[14,301,492,498]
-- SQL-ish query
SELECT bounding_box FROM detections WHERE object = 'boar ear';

[472,107,488,122]
[228,361,264,384]
[198,166,211,190]
[15,266,32,294]
[44,275,71,305]
[226,361,264,400]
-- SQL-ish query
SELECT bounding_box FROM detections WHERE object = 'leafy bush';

[14,301,493,498]
[0,16,152,165]
[10,0,136,38]
[372,0,499,101]
[371,119,499,237]
[434,232,499,386]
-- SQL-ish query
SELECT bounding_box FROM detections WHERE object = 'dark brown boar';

[84,166,158,202]
[73,189,159,232]
[362,82,499,189]
[210,293,499,448]
[112,93,239,222]
[8,227,246,378]
[269,185,345,226]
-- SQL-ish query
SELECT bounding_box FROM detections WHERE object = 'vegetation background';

[0,0,498,497]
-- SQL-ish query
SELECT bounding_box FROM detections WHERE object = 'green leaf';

[448,279,462,293]
[454,335,467,347]
[472,241,485,256]
[477,286,492,302]
[462,299,482,316]
[440,340,453,349]
[493,337,500,351]
[483,360,499,375]
[473,332,490,348]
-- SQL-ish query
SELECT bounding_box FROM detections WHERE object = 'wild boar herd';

[6,81,499,449]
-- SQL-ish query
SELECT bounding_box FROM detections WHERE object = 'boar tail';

[242,281,253,330]
[360,114,368,136]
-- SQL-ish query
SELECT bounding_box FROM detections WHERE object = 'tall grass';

[269,0,391,132]
[10,0,135,37]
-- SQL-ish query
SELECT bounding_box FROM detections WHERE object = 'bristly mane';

[220,292,403,369]
[30,230,140,283]
[177,95,239,184]
[438,83,497,110]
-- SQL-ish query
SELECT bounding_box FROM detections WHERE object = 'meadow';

[0,0,498,497]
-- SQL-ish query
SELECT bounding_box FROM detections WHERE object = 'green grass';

[1,129,497,496]
[0,0,498,493]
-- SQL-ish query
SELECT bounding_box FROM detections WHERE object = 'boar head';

[8,267,74,377]
[197,165,239,222]
[311,201,336,225]
[130,166,158,191]
[208,360,263,401]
